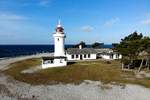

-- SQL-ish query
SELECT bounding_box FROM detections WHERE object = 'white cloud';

[0,13,27,21]
[147,13,150,17]
[0,12,49,44]
[140,19,150,25]
[80,25,94,32]
[104,17,120,27]
[0,0,53,8]
[0,13,28,36]
[39,0,51,7]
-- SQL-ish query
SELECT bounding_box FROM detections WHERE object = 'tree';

[140,37,150,71]
[112,43,119,48]
[92,42,104,48]
[115,31,146,70]
[140,36,150,51]
[115,31,150,71]
[73,41,87,48]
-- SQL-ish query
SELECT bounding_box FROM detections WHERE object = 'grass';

[3,58,150,87]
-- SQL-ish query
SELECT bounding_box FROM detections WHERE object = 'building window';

[48,60,51,63]
[57,38,59,41]
[84,54,86,58]
[80,55,83,60]
[76,54,78,58]
[43,60,54,64]
[71,55,74,59]
[88,54,90,58]
[51,60,54,63]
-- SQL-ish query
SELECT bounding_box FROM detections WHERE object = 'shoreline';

[0,52,54,59]
[0,53,53,71]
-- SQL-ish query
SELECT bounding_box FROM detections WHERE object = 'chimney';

[79,45,82,49]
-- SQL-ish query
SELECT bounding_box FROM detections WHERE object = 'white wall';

[119,54,122,59]
[113,54,117,59]
[66,54,97,61]
[42,58,67,69]
[101,55,111,60]
[100,53,122,60]
[83,54,96,60]
[66,54,80,61]
[53,33,65,56]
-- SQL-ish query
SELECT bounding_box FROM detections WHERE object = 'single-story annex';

[66,47,97,61]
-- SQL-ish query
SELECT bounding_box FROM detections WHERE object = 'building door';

[80,55,83,60]
[110,54,113,59]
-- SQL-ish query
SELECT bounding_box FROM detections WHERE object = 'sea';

[0,44,112,58]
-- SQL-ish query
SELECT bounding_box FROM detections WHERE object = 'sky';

[0,0,150,44]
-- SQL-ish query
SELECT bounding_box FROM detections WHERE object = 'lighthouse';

[53,20,66,56]
[42,20,67,69]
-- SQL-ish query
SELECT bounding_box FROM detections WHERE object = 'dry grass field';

[3,58,150,87]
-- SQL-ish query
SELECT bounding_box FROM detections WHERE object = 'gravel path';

[0,53,150,100]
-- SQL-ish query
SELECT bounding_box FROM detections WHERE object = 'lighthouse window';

[57,38,59,41]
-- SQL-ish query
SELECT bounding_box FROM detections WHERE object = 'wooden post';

[146,58,149,71]
[148,59,150,70]
[138,59,144,72]
[122,63,124,70]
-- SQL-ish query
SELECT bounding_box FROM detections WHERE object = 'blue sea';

[0,44,112,58]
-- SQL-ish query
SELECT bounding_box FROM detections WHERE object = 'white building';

[66,47,122,61]
[95,48,122,60]
[42,21,67,69]
[66,45,97,61]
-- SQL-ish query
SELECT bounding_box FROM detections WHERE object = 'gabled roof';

[139,51,149,56]
[95,48,120,55]
[66,48,97,54]
[95,48,113,53]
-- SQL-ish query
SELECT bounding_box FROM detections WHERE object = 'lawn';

[3,58,150,87]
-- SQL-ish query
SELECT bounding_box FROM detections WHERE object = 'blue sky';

[0,0,150,44]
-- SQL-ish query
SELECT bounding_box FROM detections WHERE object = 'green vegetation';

[3,58,150,87]
[91,42,104,48]
[115,31,150,71]
[73,41,87,48]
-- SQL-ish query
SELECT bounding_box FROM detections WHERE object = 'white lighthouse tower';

[42,20,67,69]
[54,20,66,56]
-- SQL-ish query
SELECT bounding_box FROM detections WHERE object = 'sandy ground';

[0,54,150,100]
[0,53,53,71]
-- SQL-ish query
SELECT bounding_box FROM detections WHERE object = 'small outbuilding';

[42,56,67,69]
[95,48,122,60]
